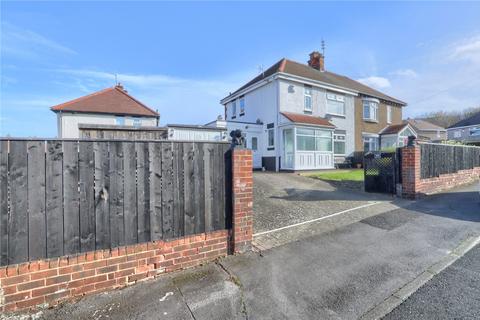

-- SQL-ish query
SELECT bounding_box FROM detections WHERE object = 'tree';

[417,106,480,128]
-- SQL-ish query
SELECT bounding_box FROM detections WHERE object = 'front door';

[248,135,262,168]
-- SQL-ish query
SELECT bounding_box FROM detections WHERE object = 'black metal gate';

[364,150,401,194]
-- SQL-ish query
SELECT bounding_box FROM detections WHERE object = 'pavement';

[4,178,480,320]
[384,243,480,320]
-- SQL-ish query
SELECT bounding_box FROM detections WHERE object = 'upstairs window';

[363,100,378,122]
[470,127,480,137]
[239,97,245,116]
[387,105,392,124]
[231,100,237,119]
[116,116,125,125]
[326,92,345,116]
[453,130,462,138]
[304,86,312,113]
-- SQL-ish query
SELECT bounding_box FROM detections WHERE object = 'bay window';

[326,92,346,116]
[363,100,378,122]
[296,128,332,152]
[304,86,312,113]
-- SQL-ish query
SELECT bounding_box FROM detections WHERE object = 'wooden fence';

[420,143,480,179]
[0,139,231,266]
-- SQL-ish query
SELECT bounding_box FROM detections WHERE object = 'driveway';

[253,172,407,249]
[25,182,480,320]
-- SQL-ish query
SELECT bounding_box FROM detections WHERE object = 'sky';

[1,1,479,137]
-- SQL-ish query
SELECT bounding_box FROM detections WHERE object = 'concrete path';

[6,183,480,320]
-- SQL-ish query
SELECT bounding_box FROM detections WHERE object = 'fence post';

[401,145,421,199]
[231,148,253,253]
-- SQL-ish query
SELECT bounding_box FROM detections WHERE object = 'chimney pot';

[308,51,325,71]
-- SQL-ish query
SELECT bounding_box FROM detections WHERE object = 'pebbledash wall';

[401,144,480,199]
[0,148,253,313]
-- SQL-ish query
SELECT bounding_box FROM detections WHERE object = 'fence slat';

[183,143,195,235]
[136,142,150,243]
[149,142,162,241]
[124,142,137,245]
[79,141,95,252]
[8,141,28,264]
[0,141,9,265]
[94,142,110,249]
[63,141,80,255]
[420,144,480,179]
[173,143,184,238]
[161,143,174,239]
[214,144,224,230]
[46,141,64,258]
[109,141,125,247]
[27,141,47,260]
[204,144,214,232]
[193,143,205,234]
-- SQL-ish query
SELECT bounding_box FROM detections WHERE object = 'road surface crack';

[216,261,249,320]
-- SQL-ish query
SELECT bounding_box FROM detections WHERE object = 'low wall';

[0,230,228,313]
[402,145,480,199]
[0,148,253,313]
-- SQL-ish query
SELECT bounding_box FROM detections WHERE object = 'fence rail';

[419,143,480,179]
[0,139,231,266]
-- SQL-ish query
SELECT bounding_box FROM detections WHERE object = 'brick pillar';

[231,148,253,253]
[401,145,421,199]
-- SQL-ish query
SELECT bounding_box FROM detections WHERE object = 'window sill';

[326,112,346,118]
[267,147,275,151]
[231,116,236,119]
[363,118,378,123]
[303,110,313,114]
[239,113,245,117]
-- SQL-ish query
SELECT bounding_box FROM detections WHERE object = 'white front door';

[248,134,262,168]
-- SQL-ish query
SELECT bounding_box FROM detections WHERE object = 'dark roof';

[280,112,335,128]
[51,85,159,117]
[405,119,446,131]
[380,123,409,135]
[227,58,406,105]
[448,112,480,129]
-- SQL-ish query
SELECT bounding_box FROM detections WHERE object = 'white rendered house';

[212,52,407,171]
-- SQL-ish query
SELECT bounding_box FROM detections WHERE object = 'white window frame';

[326,92,346,116]
[333,133,346,155]
[304,86,312,113]
[231,100,237,119]
[363,100,379,122]
[116,116,125,125]
[387,105,392,124]
[239,97,245,116]
[363,134,379,152]
[267,128,275,148]
[132,117,141,127]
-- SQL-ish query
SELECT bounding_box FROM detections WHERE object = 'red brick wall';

[401,145,480,198]
[0,230,228,312]
[231,148,253,253]
[0,146,255,313]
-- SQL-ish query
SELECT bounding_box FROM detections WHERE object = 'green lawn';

[306,169,364,182]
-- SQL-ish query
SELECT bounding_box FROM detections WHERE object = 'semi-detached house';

[212,52,408,171]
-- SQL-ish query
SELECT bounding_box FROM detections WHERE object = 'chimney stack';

[308,51,325,72]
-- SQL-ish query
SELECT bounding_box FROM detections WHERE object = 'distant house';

[447,112,480,145]
[51,84,160,138]
[405,118,446,142]
[379,123,417,150]
[210,51,407,171]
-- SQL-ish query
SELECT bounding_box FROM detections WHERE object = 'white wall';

[168,128,227,142]
[277,78,356,158]
[58,113,158,138]
[225,81,279,159]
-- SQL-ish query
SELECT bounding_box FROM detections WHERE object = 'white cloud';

[1,22,76,59]
[450,35,480,63]
[356,76,391,89]
[392,69,418,78]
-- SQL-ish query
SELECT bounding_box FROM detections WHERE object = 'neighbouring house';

[167,124,228,142]
[379,122,417,150]
[51,84,160,138]
[404,118,446,142]
[212,51,407,171]
[447,111,480,145]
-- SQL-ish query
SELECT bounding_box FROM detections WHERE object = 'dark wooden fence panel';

[420,143,480,179]
[0,139,231,266]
